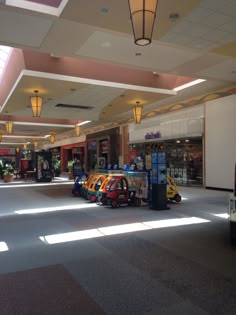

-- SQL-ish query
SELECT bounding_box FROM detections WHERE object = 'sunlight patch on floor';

[39,217,210,245]
[15,203,99,214]
[0,242,9,252]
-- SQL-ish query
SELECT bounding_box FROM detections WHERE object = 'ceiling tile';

[200,12,232,28]
[0,9,53,47]
[196,59,236,81]
[76,31,201,72]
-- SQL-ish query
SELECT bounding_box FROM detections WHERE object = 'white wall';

[205,94,236,190]
[129,105,204,143]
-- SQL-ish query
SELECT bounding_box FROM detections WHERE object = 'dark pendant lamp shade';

[128,0,158,46]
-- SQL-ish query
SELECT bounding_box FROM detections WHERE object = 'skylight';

[0,46,12,82]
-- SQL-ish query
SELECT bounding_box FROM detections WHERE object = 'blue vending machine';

[150,151,169,210]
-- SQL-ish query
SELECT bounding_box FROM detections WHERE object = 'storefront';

[129,106,204,186]
[86,127,120,171]
[130,137,203,185]
[61,142,86,172]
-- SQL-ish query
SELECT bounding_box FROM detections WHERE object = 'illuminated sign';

[145,132,161,140]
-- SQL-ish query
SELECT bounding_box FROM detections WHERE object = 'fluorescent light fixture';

[0,142,26,145]
[39,216,210,245]
[9,121,75,128]
[0,242,9,252]
[4,135,46,139]
[77,121,91,126]
[173,79,206,92]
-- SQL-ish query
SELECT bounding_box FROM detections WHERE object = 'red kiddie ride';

[106,175,142,208]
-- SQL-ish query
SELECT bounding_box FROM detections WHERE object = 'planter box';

[3,174,14,182]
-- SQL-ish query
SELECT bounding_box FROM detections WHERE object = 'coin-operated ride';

[97,174,116,205]
[87,173,107,202]
[80,173,96,199]
[105,173,147,208]
[166,175,182,202]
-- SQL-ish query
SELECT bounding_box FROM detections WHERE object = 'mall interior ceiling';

[0,0,235,149]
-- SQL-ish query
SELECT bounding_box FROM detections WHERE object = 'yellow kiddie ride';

[166,175,181,202]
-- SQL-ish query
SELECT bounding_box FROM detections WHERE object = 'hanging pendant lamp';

[133,101,143,124]
[30,90,43,117]
[5,121,13,134]
[49,132,55,144]
[74,125,81,137]
[128,0,158,46]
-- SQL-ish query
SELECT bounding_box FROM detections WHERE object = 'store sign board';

[0,148,10,155]
[145,132,161,140]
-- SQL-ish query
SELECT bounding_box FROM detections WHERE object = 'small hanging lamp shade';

[30,90,43,117]
[74,125,81,137]
[6,121,13,134]
[49,132,55,144]
[133,101,143,124]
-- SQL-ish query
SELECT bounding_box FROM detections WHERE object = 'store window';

[165,138,203,186]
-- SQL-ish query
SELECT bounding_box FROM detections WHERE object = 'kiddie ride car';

[166,175,182,203]
[86,173,107,202]
[101,172,147,208]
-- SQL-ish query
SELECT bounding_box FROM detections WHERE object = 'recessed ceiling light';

[169,13,179,22]
[100,7,109,13]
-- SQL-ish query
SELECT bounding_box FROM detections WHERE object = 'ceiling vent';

[56,104,94,110]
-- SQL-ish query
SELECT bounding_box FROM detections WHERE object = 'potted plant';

[67,160,74,180]
[52,159,61,177]
[3,165,14,182]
